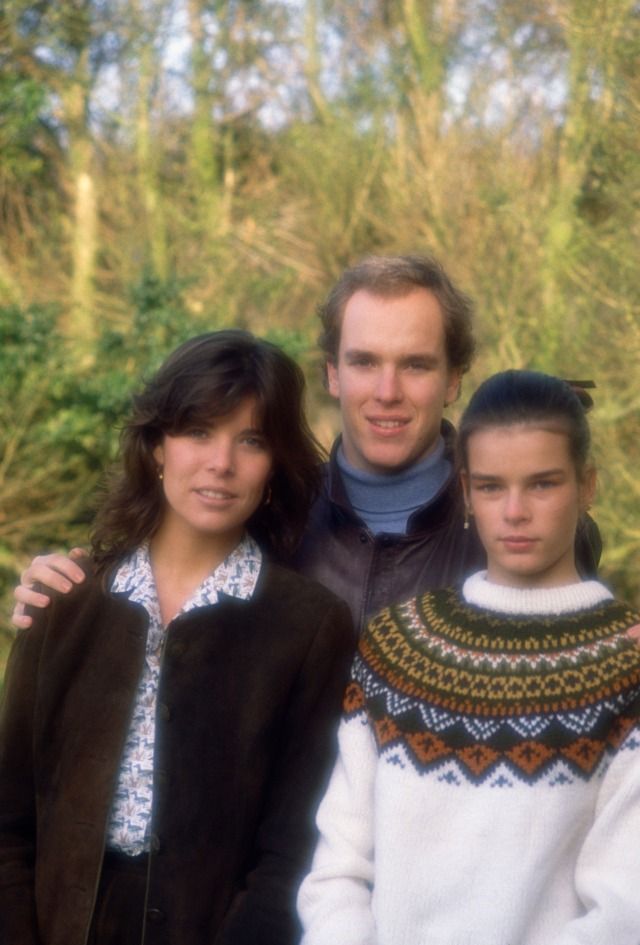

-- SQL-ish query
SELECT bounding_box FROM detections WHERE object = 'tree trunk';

[62,46,97,346]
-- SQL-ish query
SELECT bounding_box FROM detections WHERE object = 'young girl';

[298,369,640,945]
[0,330,355,945]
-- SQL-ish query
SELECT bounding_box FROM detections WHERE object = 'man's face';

[326,288,460,475]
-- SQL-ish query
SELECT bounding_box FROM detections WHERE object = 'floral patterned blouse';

[105,535,263,854]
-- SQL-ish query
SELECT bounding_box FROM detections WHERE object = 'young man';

[11,255,600,631]
[289,254,489,631]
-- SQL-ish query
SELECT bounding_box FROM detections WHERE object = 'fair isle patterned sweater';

[298,573,640,945]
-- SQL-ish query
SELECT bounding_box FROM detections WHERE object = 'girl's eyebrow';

[469,468,566,481]
[516,468,568,480]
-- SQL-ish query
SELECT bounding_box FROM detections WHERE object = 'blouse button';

[157,702,171,721]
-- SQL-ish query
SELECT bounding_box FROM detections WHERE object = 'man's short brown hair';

[318,254,476,376]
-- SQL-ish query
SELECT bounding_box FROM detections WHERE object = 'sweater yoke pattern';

[345,588,640,787]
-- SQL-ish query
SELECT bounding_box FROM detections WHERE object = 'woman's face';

[462,423,595,588]
[152,396,273,553]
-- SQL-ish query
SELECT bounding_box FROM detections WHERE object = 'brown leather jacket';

[0,560,355,945]
[290,423,601,634]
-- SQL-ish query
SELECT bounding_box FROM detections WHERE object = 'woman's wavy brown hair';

[91,330,324,576]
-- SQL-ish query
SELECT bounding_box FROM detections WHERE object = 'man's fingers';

[11,584,52,628]
[10,601,34,629]
[11,613,33,629]
[19,553,87,592]
[69,547,89,561]
[10,553,88,630]
[14,584,52,608]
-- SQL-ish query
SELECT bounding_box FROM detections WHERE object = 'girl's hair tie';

[563,379,596,410]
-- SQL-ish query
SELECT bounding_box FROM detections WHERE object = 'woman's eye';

[242,435,267,449]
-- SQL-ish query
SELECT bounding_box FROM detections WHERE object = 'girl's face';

[462,423,595,589]
[152,396,273,556]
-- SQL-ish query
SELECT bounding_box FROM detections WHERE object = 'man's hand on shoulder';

[12,548,89,629]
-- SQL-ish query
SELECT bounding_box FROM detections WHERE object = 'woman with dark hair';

[299,370,640,945]
[91,330,321,572]
[0,330,355,945]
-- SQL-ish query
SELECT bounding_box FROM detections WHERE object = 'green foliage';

[0,302,99,670]
[0,73,46,182]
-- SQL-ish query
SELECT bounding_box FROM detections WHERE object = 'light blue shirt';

[336,437,451,535]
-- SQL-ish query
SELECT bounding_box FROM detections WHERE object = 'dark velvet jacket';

[0,559,355,945]
[290,423,602,634]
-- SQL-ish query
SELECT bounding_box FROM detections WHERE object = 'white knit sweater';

[298,575,640,945]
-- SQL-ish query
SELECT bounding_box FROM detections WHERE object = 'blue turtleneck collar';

[336,437,451,535]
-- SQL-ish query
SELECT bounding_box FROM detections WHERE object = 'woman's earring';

[464,505,472,530]
[264,485,272,506]
[157,466,164,481]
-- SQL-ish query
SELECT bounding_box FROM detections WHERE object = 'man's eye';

[532,479,557,490]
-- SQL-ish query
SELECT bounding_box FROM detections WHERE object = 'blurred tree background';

[1,0,639,675]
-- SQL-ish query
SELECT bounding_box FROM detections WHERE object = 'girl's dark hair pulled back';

[457,369,593,477]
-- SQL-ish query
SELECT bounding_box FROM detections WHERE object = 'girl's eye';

[475,482,501,494]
